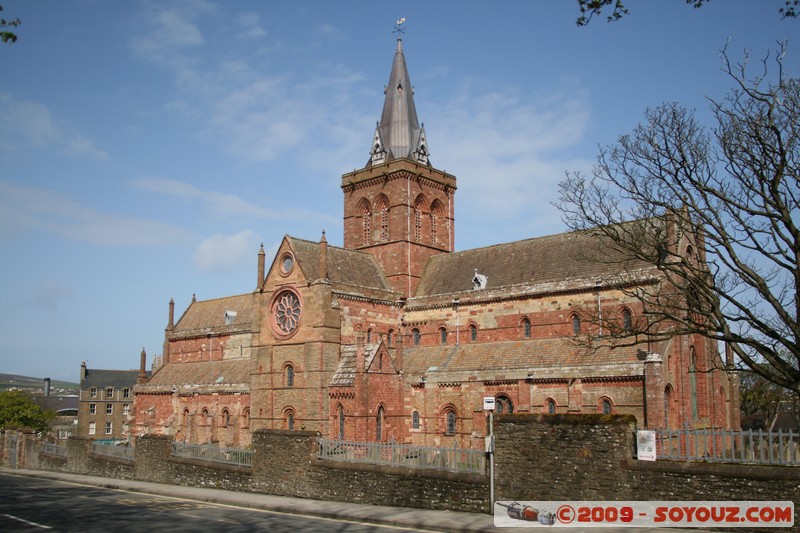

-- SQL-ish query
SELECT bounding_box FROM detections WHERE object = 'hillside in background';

[0,373,79,395]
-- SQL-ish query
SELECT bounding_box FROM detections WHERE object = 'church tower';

[342,39,457,297]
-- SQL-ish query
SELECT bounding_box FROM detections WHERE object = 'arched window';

[414,203,422,242]
[362,202,371,245]
[439,327,447,345]
[445,409,457,435]
[545,398,556,415]
[412,411,420,430]
[375,196,389,242]
[496,395,513,414]
[430,212,437,244]
[664,385,674,429]
[689,346,698,418]
[572,314,581,336]
[622,308,632,332]
[600,398,612,414]
[376,406,384,441]
[221,409,230,427]
[412,328,420,346]
[522,317,531,338]
[182,408,190,427]
[285,409,295,430]
[286,364,294,387]
[378,353,383,371]
[241,409,250,429]
[367,328,372,343]
[469,324,477,342]
[337,405,345,440]
[201,408,210,426]
[387,329,394,347]
[430,200,444,246]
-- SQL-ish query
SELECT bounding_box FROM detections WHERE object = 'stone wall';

[3,417,797,518]
[494,414,799,513]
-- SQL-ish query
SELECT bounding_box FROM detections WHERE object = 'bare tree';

[575,0,799,26]
[556,44,799,394]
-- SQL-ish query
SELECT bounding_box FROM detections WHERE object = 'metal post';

[489,409,494,515]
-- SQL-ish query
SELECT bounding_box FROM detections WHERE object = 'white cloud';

[132,176,336,225]
[235,12,267,41]
[0,93,107,160]
[428,78,593,234]
[33,281,73,310]
[193,229,258,273]
[0,181,189,246]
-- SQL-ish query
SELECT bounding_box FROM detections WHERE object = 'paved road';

[0,474,438,532]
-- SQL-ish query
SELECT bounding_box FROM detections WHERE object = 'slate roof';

[288,236,398,298]
[413,230,655,300]
[80,369,142,390]
[173,293,257,337]
[140,359,250,391]
[377,39,422,162]
[330,343,382,387]
[401,338,645,383]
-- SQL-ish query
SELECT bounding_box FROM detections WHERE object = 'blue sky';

[0,1,795,382]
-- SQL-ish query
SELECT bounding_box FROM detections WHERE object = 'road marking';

[3,514,53,529]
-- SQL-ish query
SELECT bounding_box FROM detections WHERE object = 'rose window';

[273,290,301,335]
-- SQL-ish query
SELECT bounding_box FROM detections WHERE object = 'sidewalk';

[1,467,710,533]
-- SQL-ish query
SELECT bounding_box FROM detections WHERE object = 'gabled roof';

[287,236,398,298]
[139,359,249,392]
[173,293,257,337]
[330,342,395,387]
[80,369,142,390]
[401,338,645,384]
[413,230,655,300]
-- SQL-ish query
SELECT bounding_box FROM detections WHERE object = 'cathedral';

[131,39,740,449]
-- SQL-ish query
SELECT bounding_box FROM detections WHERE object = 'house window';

[622,308,632,332]
[412,411,420,430]
[89,403,96,415]
[106,388,114,399]
[106,404,113,415]
[600,398,612,414]
[522,318,531,338]
[496,395,513,414]
[445,410,457,435]
[90,388,97,398]
[286,364,294,387]
[469,324,477,342]
[546,399,556,415]
[338,406,345,440]
[286,411,295,430]
[105,422,112,435]
[376,406,384,441]
[412,328,420,346]
[222,409,230,427]
[439,327,447,345]
[202,409,209,426]
[123,404,130,415]
[572,314,581,336]
[88,422,96,435]
[123,388,130,399]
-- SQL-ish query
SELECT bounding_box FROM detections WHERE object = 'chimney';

[44,378,51,397]
[319,230,328,280]
[257,243,265,291]
[80,361,87,382]
[138,347,148,384]
[167,298,175,330]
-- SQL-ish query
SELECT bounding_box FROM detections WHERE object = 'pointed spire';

[370,39,429,166]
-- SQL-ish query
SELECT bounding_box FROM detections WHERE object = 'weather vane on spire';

[394,17,406,36]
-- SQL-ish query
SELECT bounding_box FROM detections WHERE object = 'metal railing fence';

[654,427,799,466]
[317,438,486,475]
[171,442,253,467]
[91,442,135,461]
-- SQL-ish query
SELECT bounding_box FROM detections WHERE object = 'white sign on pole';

[637,430,657,461]
[484,396,496,410]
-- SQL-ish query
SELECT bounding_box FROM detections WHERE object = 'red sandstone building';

[132,39,740,449]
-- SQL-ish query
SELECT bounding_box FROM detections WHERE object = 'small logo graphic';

[496,502,556,525]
